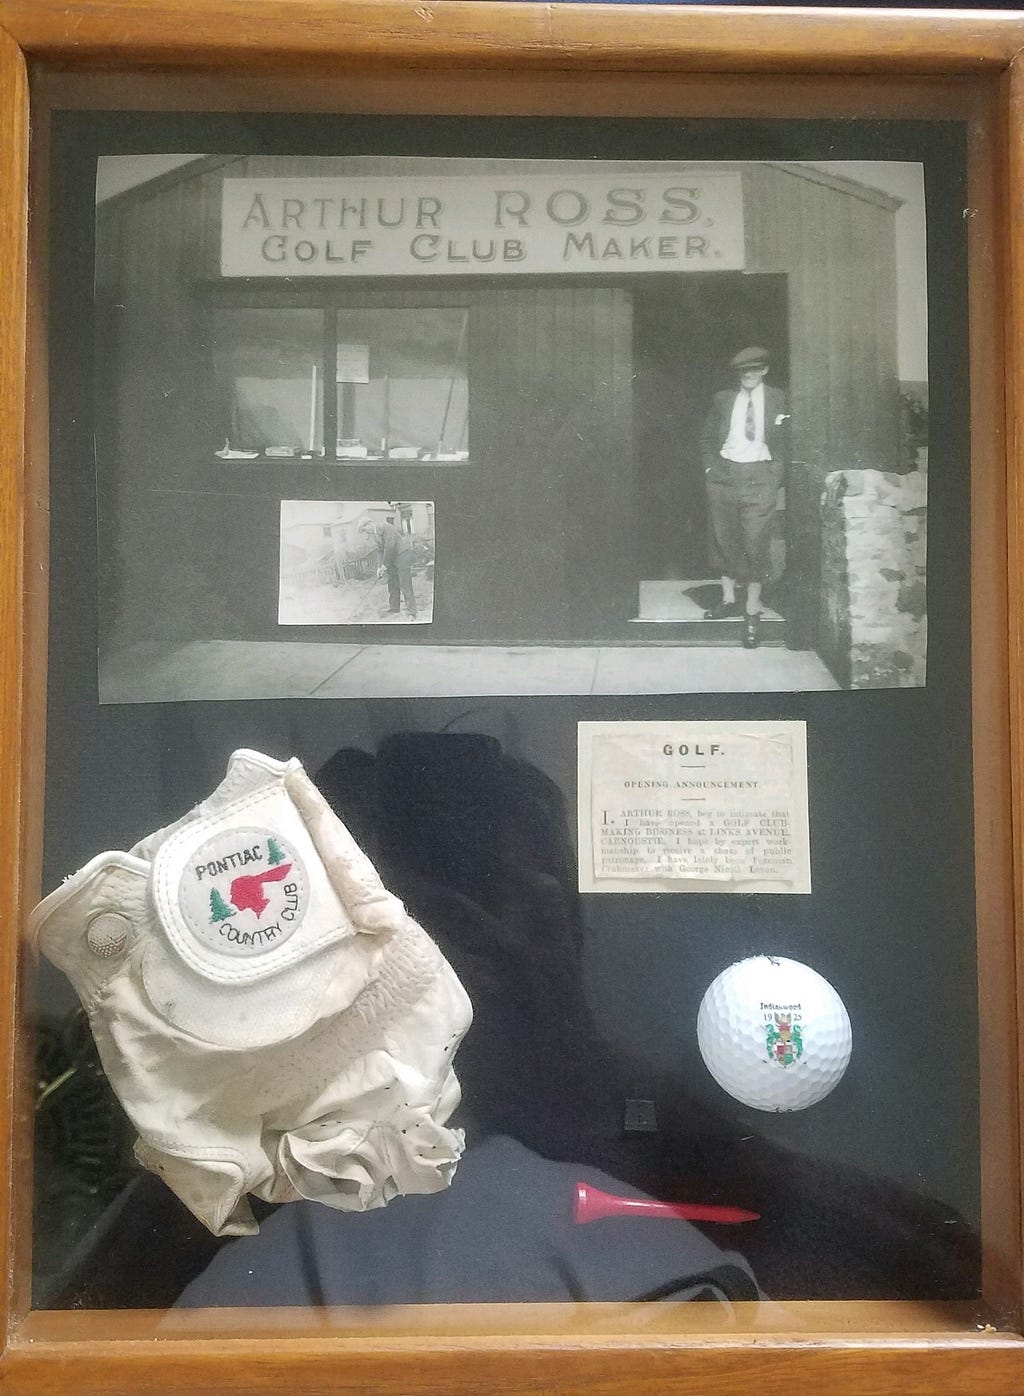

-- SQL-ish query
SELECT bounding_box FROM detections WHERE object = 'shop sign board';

[221,173,746,276]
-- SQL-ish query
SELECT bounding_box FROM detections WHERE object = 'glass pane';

[29,115,1002,1338]
[336,308,469,461]
[212,307,325,457]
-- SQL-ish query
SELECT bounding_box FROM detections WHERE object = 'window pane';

[336,308,469,461]
[212,307,325,457]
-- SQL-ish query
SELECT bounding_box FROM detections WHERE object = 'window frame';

[200,281,474,464]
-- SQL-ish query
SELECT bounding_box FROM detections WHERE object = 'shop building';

[96,155,909,679]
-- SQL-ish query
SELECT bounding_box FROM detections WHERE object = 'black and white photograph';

[279,499,435,625]
[94,153,928,703]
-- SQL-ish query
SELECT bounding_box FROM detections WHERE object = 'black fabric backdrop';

[37,111,978,1309]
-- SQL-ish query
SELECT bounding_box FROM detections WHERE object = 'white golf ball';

[697,956,852,1111]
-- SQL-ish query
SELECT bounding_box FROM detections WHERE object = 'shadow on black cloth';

[311,734,979,1305]
[44,731,978,1309]
[175,1134,760,1307]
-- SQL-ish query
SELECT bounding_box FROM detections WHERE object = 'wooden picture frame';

[3,2,1024,1391]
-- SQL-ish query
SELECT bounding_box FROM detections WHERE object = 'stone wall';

[819,468,927,688]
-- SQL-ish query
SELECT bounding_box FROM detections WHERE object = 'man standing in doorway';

[362,515,418,620]
[701,346,789,649]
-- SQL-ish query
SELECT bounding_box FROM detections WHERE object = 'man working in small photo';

[361,514,418,620]
[701,346,790,650]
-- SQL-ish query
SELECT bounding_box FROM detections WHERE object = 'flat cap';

[730,346,770,369]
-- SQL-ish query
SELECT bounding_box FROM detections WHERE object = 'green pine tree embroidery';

[209,888,233,923]
[266,837,286,866]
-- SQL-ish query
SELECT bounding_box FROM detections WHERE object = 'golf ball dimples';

[697,956,852,1111]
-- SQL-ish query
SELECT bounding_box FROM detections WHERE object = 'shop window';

[212,307,325,459]
[336,308,469,462]
[210,304,469,463]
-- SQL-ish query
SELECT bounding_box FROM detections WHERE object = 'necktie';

[744,391,756,442]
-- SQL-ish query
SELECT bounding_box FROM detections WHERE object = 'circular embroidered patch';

[177,828,309,958]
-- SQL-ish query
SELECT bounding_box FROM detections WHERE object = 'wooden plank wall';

[745,164,901,647]
[468,284,633,642]
[96,157,900,649]
[745,162,901,472]
[97,157,636,646]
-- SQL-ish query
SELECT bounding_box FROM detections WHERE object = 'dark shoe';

[704,600,743,620]
[380,607,401,617]
[742,612,762,649]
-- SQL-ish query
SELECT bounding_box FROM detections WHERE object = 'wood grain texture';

[0,19,28,1359]
[2,1329,1024,1396]
[1,6,1024,1392]
[8,1299,993,1340]
[967,72,1023,1329]
[1,0,1024,73]
[1006,50,1024,1339]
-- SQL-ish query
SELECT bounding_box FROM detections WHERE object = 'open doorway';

[632,273,790,640]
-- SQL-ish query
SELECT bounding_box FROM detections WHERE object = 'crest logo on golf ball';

[697,956,852,1112]
[765,1010,803,1067]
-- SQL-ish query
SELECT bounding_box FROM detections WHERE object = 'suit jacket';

[701,384,790,479]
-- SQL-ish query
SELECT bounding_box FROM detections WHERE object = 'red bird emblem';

[229,863,293,917]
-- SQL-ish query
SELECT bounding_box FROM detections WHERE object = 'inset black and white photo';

[93,153,929,702]
[279,500,434,625]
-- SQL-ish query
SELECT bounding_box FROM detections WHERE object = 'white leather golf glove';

[31,749,472,1237]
